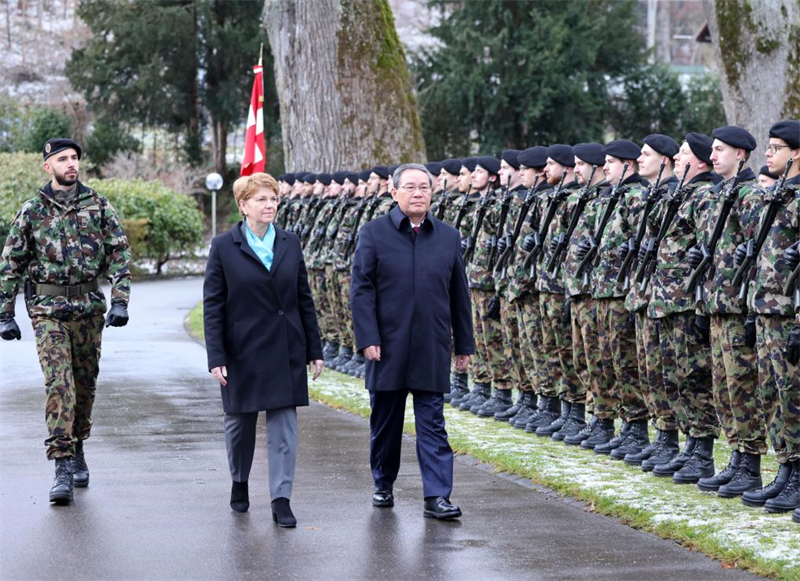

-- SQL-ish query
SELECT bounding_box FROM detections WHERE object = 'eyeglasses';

[399,184,432,194]
[765,144,791,154]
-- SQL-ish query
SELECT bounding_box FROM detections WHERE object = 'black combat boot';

[581,418,616,449]
[477,389,513,418]
[450,379,474,407]
[625,428,661,465]
[565,414,597,446]
[469,384,495,414]
[525,395,559,432]
[460,383,490,412]
[764,460,800,513]
[642,430,680,472]
[49,457,74,505]
[445,372,470,404]
[535,399,570,437]
[718,453,762,498]
[652,435,697,478]
[323,341,339,363]
[330,345,353,371]
[793,505,800,524]
[344,352,365,376]
[508,393,536,426]
[697,450,741,492]
[594,420,630,455]
[673,436,715,484]
[72,440,89,488]
[494,391,525,422]
[552,402,586,442]
[610,420,650,460]
[742,462,792,507]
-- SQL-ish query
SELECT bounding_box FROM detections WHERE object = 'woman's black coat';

[203,222,322,413]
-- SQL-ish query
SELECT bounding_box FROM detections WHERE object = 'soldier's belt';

[35,280,99,297]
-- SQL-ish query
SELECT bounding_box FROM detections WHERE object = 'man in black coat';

[351,163,475,519]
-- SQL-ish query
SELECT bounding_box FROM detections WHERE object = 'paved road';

[0,278,760,581]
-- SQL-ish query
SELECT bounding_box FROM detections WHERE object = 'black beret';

[685,132,713,165]
[502,149,521,169]
[332,171,348,185]
[759,165,779,180]
[284,173,296,186]
[475,156,501,176]
[573,143,605,167]
[547,144,575,167]
[425,161,442,176]
[315,173,332,186]
[358,169,372,182]
[643,134,679,159]
[518,146,548,169]
[602,139,641,161]
[712,125,757,151]
[302,173,316,184]
[43,138,82,161]
[388,165,400,177]
[345,172,360,185]
[440,158,462,175]
[372,165,389,179]
[462,157,478,172]
[769,120,800,149]
[277,173,286,182]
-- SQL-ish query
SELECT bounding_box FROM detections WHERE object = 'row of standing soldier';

[275,119,800,524]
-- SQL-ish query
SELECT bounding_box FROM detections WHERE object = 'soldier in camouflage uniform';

[0,138,131,504]
[737,120,800,515]
[275,173,296,228]
[646,133,719,484]
[686,126,766,497]
[304,174,335,357]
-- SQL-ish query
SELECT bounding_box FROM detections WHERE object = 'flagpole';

[259,43,266,168]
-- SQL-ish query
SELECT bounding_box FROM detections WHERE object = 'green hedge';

[0,153,204,273]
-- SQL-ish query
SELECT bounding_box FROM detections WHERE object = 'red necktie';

[413,226,419,234]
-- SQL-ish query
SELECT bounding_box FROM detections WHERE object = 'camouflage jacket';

[0,181,131,320]
[560,181,606,299]
[647,172,715,319]
[495,186,531,298]
[505,182,551,301]
[448,191,481,240]
[537,181,580,295]
[333,197,367,272]
[466,188,505,291]
[746,174,800,317]
[432,188,462,225]
[695,169,761,315]
[304,198,338,269]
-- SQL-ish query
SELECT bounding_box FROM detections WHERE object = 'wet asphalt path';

[0,278,761,580]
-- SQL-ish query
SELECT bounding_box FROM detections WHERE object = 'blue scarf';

[244,221,276,271]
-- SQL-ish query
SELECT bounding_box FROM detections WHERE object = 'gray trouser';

[224,406,297,500]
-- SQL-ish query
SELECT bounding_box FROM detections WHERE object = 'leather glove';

[734,242,748,268]
[744,313,757,348]
[105,302,129,328]
[694,314,710,345]
[549,237,559,254]
[638,239,650,263]
[460,236,471,254]
[563,299,571,322]
[787,325,800,366]
[618,242,630,262]
[576,239,591,262]
[785,242,800,271]
[483,294,501,321]
[0,315,21,340]
[687,245,704,270]
[483,236,496,250]
[497,235,509,254]
[522,234,536,253]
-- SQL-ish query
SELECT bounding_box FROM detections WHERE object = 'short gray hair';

[392,163,433,188]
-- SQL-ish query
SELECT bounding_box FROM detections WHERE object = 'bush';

[0,153,204,274]
[85,118,141,170]
[21,109,72,154]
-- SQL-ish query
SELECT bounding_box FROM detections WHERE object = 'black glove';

[576,239,591,262]
[785,242,800,271]
[618,242,630,262]
[327,227,338,240]
[301,225,312,239]
[483,236,496,250]
[563,299,571,322]
[522,234,536,253]
[638,239,650,263]
[694,314,710,345]
[787,325,800,366]
[105,302,129,328]
[744,313,757,348]
[687,245,704,270]
[460,236,472,254]
[734,242,748,268]
[0,315,21,340]
[549,237,559,254]
[483,294,501,321]
[497,235,510,254]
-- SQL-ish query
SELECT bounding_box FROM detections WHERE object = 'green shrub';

[21,109,72,154]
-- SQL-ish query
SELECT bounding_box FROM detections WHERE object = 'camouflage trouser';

[33,315,104,459]
[598,299,646,422]
[324,265,343,346]
[469,290,493,385]
[338,270,356,349]
[642,312,677,430]
[658,312,717,439]
[516,293,557,397]
[710,314,766,455]
[757,316,800,462]
[471,289,513,389]
[308,268,331,341]
[501,297,533,392]
[566,296,594,407]
[634,311,658,424]
[539,293,580,401]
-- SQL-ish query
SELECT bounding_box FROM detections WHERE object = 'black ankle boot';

[764,460,800,513]
[459,383,490,411]
[565,414,597,446]
[445,372,469,403]
[610,419,649,460]
[552,402,586,442]
[535,399,570,437]
[642,430,680,471]
[272,497,297,527]
[49,457,74,505]
[625,428,661,465]
[476,388,513,417]
[581,418,615,449]
[742,461,792,507]
[673,436,715,484]
[594,420,630,456]
[525,396,559,432]
[509,393,537,426]
[72,440,90,488]
[718,453,762,498]
[697,450,741,492]
[494,391,526,422]
[467,384,492,413]
[652,435,696,477]
[230,481,249,512]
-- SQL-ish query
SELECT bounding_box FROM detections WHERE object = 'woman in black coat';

[203,172,323,527]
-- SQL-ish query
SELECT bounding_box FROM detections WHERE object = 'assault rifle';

[463,186,497,265]
[435,179,449,220]
[453,185,473,232]
[785,253,800,313]
[494,177,541,281]
[342,196,370,261]
[487,186,513,271]
[547,165,598,278]
[521,170,568,281]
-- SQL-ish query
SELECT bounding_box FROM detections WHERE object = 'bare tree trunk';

[702,0,800,168]
[264,0,426,171]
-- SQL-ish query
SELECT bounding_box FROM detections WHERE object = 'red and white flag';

[240,64,265,176]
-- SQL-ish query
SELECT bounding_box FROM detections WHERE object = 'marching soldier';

[0,138,131,504]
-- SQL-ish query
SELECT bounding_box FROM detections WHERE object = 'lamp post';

[205,172,224,238]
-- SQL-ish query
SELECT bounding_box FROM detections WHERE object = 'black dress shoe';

[372,489,394,507]
[423,496,462,520]
[271,497,297,527]
[230,481,249,513]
